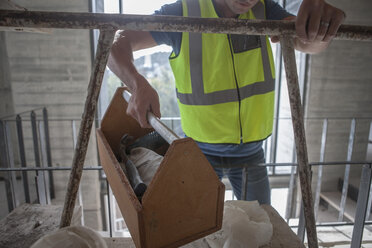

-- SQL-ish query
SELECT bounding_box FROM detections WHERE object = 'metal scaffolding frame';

[1,9,372,248]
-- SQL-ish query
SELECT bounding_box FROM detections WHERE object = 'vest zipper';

[227,34,243,143]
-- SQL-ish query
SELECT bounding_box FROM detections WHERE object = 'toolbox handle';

[123,90,180,144]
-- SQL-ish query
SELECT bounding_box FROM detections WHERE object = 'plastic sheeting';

[206,201,273,248]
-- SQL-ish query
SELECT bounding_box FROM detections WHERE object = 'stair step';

[320,191,356,222]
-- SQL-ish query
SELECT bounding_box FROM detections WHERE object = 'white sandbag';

[128,147,162,185]
[206,200,273,248]
[30,225,107,248]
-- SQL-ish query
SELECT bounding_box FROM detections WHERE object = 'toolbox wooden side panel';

[100,87,151,156]
[97,129,145,247]
[141,138,225,248]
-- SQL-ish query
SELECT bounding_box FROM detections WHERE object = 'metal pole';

[339,118,356,221]
[314,118,328,220]
[0,10,372,41]
[285,164,296,221]
[16,115,30,203]
[39,121,51,204]
[59,29,115,228]
[43,108,55,199]
[0,120,16,212]
[351,164,372,248]
[106,179,113,237]
[280,36,318,248]
[31,111,41,169]
[297,203,305,242]
[366,121,372,221]
[31,111,47,204]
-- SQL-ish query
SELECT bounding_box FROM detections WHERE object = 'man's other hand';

[296,0,346,43]
[126,75,161,128]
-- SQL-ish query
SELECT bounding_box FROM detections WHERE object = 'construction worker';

[108,0,345,204]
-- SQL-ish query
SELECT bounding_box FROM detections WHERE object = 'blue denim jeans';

[204,148,271,205]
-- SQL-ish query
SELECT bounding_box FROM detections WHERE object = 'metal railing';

[1,111,371,245]
[0,108,54,210]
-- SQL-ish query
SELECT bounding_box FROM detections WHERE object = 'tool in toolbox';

[123,90,179,144]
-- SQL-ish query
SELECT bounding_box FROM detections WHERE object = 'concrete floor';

[309,225,372,248]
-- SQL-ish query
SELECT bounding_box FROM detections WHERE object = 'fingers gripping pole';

[123,90,180,144]
[59,29,116,228]
[280,36,318,248]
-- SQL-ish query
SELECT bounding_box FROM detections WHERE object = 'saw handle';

[122,90,179,144]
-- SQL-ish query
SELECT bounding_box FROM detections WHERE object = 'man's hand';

[271,0,345,53]
[296,0,345,43]
[126,74,161,128]
[107,29,160,128]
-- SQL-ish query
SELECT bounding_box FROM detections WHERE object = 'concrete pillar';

[0,32,15,117]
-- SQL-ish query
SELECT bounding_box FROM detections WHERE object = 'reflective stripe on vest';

[176,0,275,106]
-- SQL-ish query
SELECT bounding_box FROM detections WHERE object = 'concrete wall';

[305,0,372,191]
[1,0,102,229]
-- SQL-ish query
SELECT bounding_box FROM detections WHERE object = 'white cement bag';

[206,201,273,248]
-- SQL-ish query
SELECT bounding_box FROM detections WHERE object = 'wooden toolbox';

[96,87,225,248]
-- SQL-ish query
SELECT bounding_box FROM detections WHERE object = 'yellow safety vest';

[169,0,275,144]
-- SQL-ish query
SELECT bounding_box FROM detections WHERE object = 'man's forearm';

[107,32,143,93]
[107,30,161,128]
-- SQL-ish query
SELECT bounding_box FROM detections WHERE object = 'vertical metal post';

[106,179,113,237]
[270,43,283,165]
[39,121,51,204]
[5,121,20,208]
[43,108,55,199]
[60,29,115,228]
[0,120,16,212]
[31,111,47,204]
[71,119,85,226]
[281,36,318,248]
[366,121,372,221]
[31,111,41,169]
[16,115,30,203]
[350,164,371,248]
[339,118,356,221]
[286,164,296,221]
[297,203,305,242]
[366,121,372,220]
[314,118,328,220]
[286,143,297,222]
